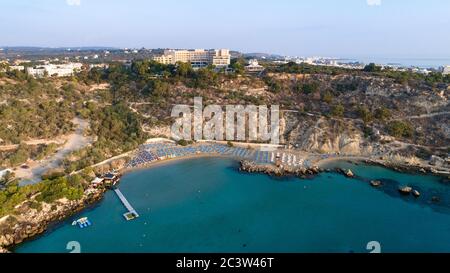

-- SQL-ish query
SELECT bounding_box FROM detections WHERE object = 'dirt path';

[0,139,66,152]
[17,118,94,185]
[391,111,450,121]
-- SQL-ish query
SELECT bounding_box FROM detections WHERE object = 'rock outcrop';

[0,188,105,251]
[239,160,321,177]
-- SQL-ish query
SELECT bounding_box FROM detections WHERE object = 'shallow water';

[14,158,450,253]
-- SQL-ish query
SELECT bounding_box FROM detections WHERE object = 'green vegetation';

[387,121,414,138]
[0,99,75,144]
[321,91,334,103]
[229,58,246,75]
[335,81,359,92]
[0,174,86,217]
[330,104,345,118]
[363,63,382,73]
[293,81,319,94]
[224,90,264,105]
[5,144,30,166]
[63,103,146,173]
[356,106,373,123]
[0,79,83,144]
[176,139,193,146]
[267,61,450,88]
[374,107,391,121]
[269,62,351,75]
[0,143,60,168]
[263,77,282,93]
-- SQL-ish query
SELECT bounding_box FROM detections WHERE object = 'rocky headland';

[0,187,105,253]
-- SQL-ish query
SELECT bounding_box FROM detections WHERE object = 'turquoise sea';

[14,158,450,253]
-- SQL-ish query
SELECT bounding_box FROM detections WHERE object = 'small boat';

[412,190,420,198]
[74,217,91,228]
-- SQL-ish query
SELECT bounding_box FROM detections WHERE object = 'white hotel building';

[26,63,83,78]
[153,49,231,68]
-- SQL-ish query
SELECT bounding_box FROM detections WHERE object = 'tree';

[301,82,319,94]
[176,62,193,78]
[363,63,382,73]
[177,139,188,146]
[387,121,413,138]
[264,77,282,93]
[331,104,345,118]
[374,107,391,121]
[230,58,246,75]
[357,106,373,123]
[321,91,333,103]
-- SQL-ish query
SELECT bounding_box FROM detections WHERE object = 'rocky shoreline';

[0,187,106,253]
[360,159,450,179]
[239,160,322,178]
[240,157,449,181]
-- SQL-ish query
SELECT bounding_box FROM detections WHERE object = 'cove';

[14,157,450,253]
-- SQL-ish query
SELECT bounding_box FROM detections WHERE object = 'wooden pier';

[114,188,139,220]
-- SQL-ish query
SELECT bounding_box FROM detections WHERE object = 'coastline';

[2,144,449,253]
[0,187,106,253]
[316,156,450,178]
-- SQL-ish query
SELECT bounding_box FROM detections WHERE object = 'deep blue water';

[14,158,450,253]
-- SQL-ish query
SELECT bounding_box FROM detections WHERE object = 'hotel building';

[26,63,83,78]
[153,49,231,68]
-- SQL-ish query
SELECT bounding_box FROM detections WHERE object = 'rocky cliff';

[0,188,105,252]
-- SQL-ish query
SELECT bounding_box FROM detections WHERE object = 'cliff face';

[283,114,371,155]
[0,188,105,251]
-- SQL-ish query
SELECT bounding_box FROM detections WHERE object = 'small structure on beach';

[102,171,120,188]
[91,177,104,187]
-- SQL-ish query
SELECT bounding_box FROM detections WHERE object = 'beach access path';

[17,118,94,185]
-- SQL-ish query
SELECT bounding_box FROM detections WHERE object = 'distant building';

[153,49,231,68]
[9,65,24,71]
[245,59,265,74]
[26,63,83,78]
[89,63,109,69]
[13,59,31,65]
[443,66,450,75]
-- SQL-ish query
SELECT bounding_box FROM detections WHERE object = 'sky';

[1,0,450,58]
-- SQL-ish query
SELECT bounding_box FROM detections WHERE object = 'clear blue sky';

[1,0,450,58]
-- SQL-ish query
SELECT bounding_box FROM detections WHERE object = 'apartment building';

[153,49,230,68]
